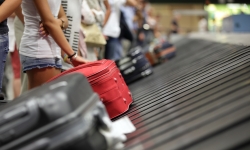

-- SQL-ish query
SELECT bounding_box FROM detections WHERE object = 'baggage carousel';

[115,38,250,150]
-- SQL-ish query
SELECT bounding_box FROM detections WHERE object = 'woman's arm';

[57,5,68,30]
[33,0,74,56]
[126,0,138,7]
[103,0,111,26]
[15,5,24,24]
[39,5,68,36]
[0,0,22,22]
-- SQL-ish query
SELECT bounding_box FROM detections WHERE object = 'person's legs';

[14,17,27,94]
[113,38,123,60]
[20,73,28,93]
[104,37,123,61]
[104,37,112,59]
[86,46,98,61]
[10,45,21,98]
[20,55,62,90]
[26,67,61,89]
[0,33,9,100]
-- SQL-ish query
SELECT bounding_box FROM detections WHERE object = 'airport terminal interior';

[0,0,250,150]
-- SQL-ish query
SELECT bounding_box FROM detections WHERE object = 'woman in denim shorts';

[19,0,89,90]
[0,0,22,101]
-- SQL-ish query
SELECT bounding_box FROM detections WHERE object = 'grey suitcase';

[0,73,109,149]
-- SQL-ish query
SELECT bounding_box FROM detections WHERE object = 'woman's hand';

[39,18,63,37]
[39,21,49,37]
[70,55,90,67]
[64,57,72,65]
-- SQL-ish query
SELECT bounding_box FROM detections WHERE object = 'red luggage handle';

[48,60,113,82]
[62,60,109,75]
[74,60,107,69]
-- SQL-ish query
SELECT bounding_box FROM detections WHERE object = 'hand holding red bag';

[70,53,90,67]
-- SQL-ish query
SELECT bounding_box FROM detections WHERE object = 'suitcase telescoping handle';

[74,60,106,69]
[62,60,108,75]
[48,60,109,82]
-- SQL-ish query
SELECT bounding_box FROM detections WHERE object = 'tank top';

[20,0,61,58]
[0,0,8,34]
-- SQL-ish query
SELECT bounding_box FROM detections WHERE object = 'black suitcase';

[0,73,113,150]
[116,46,153,84]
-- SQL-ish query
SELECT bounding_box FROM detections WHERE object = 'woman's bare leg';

[26,67,61,90]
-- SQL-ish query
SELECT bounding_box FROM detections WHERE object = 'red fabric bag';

[48,59,133,119]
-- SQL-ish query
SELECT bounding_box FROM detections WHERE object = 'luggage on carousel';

[0,74,107,149]
[154,42,176,63]
[145,51,158,66]
[116,46,153,84]
[48,60,133,119]
[0,73,123,150]
[145,42,176,66]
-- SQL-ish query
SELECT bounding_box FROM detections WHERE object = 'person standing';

[171,15,180,34]
[103,0,138,61]
[80,0,111,61]
[13,7,27,94]
[7,13,22,98]
[198,16,208,32]
[19,0,88,90]
[0,0,22,102]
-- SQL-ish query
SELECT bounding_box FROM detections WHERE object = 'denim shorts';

[0,33,9,92]
[20,54,62,72]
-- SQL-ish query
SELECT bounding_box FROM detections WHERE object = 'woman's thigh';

[20,55,62,89]
[26,67,61,89]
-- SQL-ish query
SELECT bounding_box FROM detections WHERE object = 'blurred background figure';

[211,18,218,32]
[80,0,111,61]
[103,0,138,61]
[120,5,137,54]
[7,13,21,98]
[171,15,180,34]
[198,16,208,32]
[0,0,22,101]
[146,7,156,29]
[14,10,26,95]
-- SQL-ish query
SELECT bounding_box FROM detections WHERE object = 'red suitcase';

[48,59,133,119]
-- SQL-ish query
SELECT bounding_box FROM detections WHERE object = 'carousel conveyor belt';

[117,38,250,150]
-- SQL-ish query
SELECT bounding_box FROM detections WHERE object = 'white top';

[61,0,82,70]
[7,17,15,52]
[20,0,61,58]
[102,0,126,38]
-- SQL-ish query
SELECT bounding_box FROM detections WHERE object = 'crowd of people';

[0,0,164,101]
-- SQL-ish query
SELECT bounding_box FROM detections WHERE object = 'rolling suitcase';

[0,73,100,145]
[116,47,153,84]
[48,60,133,119]
[0,73,124,150]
